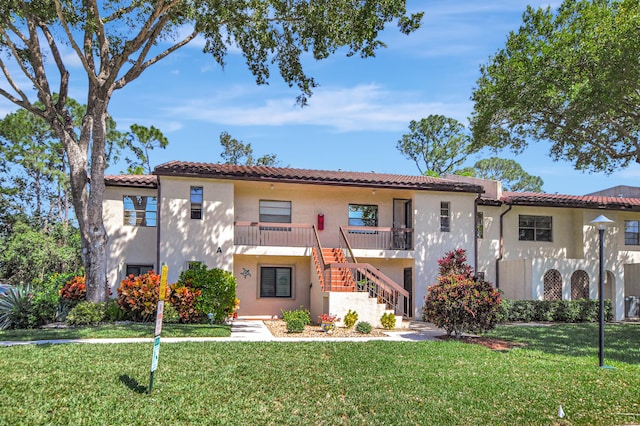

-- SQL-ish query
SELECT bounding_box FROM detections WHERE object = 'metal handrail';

[338,226,358,263]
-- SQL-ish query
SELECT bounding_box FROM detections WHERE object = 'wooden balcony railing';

[234,222,316,247]
[341,226,413,250]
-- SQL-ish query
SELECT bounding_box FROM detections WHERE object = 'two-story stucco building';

[103,162,640,323]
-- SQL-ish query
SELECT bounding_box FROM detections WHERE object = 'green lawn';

[1,323,639,425]
[0,322,230,341]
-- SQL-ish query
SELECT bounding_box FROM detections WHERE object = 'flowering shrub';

[423,250,501,338]
[169,283,202,323]
[59,275,86,301]
[423,274,501,338]
[437,248,473,278]
[117,271,165,322]
[318,313,340,324]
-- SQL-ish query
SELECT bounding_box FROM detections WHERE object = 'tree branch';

[53,0,98,85]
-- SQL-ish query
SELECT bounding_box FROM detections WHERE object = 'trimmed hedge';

[498,299,614,323]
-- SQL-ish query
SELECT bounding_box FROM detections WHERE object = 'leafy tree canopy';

[0,1,422,302]
[219,132,280,166]
[397,115,472,176]
[456,157,544,192]
[470,0,640,174]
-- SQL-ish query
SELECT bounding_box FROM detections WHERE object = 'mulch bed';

[263,320,387,338]
[436,335,526,351]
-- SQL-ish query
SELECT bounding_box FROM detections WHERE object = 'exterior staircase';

[321,248,356,292]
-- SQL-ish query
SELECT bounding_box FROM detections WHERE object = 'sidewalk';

[0,320,445,347]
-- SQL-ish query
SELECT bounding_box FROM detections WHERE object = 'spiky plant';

[0,284,33,330]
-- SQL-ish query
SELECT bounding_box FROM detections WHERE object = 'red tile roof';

[104,174,157,188]
[152,161,485,193]
[500,191,640,211]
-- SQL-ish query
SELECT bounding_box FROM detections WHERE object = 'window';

[625,220,639,245]
[518,215,552,242]
[123,195,157,227]
[187,261,203,269]
[259,200,291,223]
[476,211,484,239]
[348,204,378,227]
[260,267,292,298]
[440,202,450,232]
[126,264,153,277]
[190,186,203,219]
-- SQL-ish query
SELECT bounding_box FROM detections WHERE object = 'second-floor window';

[440,202,450,232]
[476,211,484,239]
[348,204,378,227]
[519,215,552,242]
[259,200,291,223]
[625,220,639,245]
[123,195,157,227]
[190,186,203,219]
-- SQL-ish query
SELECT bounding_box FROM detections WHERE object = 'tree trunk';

[56,92,111,303]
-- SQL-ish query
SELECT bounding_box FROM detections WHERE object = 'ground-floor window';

[126,264,154,277]
[260,267,292,298]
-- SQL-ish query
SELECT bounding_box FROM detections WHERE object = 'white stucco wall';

[158,176,235,283]
[104,186,158,294]
[413,192,477,318]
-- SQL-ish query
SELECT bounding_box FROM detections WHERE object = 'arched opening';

[543,269,562,301]
[571,270,590,300]
[604,270,615,302]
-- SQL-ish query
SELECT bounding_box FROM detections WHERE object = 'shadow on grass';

[487,323,640,364]
[119,374,148,394]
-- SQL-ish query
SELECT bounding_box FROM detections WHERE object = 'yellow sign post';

[148,263,168,394]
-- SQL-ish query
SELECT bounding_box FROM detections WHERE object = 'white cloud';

[164,84,470,132]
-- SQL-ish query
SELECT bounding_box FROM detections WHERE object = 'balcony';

[342,226,413,250]
[234,221,316,247]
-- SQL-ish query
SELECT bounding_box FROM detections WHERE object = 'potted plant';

[318,313,340,333]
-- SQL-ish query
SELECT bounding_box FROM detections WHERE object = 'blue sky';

[5,1,640,196]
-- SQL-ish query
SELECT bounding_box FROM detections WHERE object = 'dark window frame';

[476,211,484,239]
[190,186,203,220]
[625,220,640,245]
[123,195,157,227]
[125,264,154,277]
[518,215,552,242]
[440,201,450,232]
[259,200,292,223]
[348,204,379,227]
[259,266,293,298]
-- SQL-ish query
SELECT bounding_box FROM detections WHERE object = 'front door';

[393,199,412,249]
[404,267,413,317]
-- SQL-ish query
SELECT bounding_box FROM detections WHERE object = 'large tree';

[219,131,279,166]
[470,0,640,174]
[397,115,472,176]
[0,1,422,302]
[455,157,544,192]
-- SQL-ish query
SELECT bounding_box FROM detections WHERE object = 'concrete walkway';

[0,320,446,347]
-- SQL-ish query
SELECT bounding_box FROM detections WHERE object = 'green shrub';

[343,309,358,328]
[286,317,306,333]
[30,273,74,325]
[0,284,34,329]
[380,312,396,330]
[104,301,126,322]
[498,299,614,323]
[282,306,311,326]
[176,264,236,324]
[66,301,106,326]
[162,302,180,324]
[355,321,372,334]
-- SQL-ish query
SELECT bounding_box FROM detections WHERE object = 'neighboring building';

[104,162,640,324]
